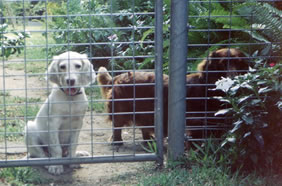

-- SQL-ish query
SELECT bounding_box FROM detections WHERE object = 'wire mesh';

[0,0,281,168]
[0,0,162,168]
[185,0,281,143]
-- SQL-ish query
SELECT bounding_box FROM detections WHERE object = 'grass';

[0,167,47,185]
[0,94,41,141]
[5,61,47,74]
[86,84,105,113]
[136,141,282,186]
[137,164,272,186]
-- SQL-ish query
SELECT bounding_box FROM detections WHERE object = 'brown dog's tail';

[97,67,112,98]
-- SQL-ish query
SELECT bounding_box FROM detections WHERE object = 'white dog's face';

[47,51,96,96]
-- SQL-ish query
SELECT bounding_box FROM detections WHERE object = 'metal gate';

[0,0,164,167]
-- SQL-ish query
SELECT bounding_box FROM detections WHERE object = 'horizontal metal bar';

[3,41,154,48]
[189,0,279,3]
[187,42,281,47]
[0,110,156,120]
[1,12,272,20]
[0,154,158,168]
[2,12,155,20]
[1,40,155,49]
[2,26,154,34]
[189,28,274,32]
[17,138,155,149]
[186,125,231,129]
[186,116,228,120]
[0,97,156,107]
[187,138,223,142]
[0,125,156,136]
[187,56,281,61]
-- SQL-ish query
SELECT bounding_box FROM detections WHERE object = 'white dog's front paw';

[76,150,90,157]
[46,165,64,175]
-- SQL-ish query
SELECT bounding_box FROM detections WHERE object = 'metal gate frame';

[0,0,164,167]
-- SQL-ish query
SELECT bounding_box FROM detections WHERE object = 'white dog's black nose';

[66,79,75,86]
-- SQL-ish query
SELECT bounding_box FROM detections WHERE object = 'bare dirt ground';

[0,63,155,185]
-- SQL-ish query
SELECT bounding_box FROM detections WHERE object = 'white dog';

[25,51,96,175]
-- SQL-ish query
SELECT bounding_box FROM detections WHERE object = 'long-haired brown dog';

[98,69,169,145]
[185,48,248,139]
[98,48,248,145]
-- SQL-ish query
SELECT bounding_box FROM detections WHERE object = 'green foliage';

[0,24,29,58]
[0,96,41,141]
[138,140,272,186]
[46,0,281,72]
[6,1,45,17]
[46,0,113,65]
[187,140,235,170]
[186,1,251,67]
[47,0,154,70]
[236,2,282,57]
[214,60,282,172]
[186,1,281,69]
[140,138,157,153]
[85,84,105,113]
[0,167,46,185]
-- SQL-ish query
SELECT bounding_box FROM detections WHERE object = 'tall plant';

[214,60,281,172]
[236,2,282,59]
[0,24,29,58]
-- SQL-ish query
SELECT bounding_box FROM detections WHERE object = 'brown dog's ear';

[47,56,60,85]
[209,50,221,60]
[197,59,207,71]
[197,51,219,72]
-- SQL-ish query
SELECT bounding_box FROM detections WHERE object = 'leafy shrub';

[214,59,282,172]
[45,0,281,74]
[236,2,282,59]
[46,0,154,70]
[46,0,112,62]
[0,24,29,58]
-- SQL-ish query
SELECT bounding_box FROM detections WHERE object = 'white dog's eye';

[75,64,81,69]
[60,65,66,70]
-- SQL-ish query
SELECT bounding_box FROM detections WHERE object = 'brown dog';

[98,48,248,145]
[185,48,248,139]
[98,69,169,145]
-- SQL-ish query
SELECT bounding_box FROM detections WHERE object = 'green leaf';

[242,115,254,125]
[238,96,251,104]
[141,28,154,43]
[254,132,264,148]
[251,99,261,105]
[257,80,267,85]
[240,82,253,90]
[243,132,251,138]
[214,96,230,103]
[230,120,243,133]
[277,101,282,110]
[230,84,241,93]
[258,87,272,94]
[214,108,232,116]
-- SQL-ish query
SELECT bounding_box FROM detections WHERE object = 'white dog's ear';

[81,54,96,85]
[46,56,60,84]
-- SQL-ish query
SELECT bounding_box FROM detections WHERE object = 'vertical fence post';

[168,0,188,161]
[154,0,164,166]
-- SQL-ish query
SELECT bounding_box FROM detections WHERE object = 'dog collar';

[60,87,82,96]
